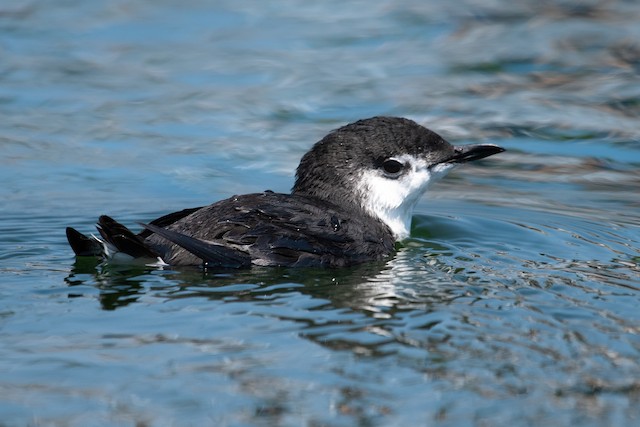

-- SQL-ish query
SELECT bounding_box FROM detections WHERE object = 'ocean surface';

[1,1,639,426]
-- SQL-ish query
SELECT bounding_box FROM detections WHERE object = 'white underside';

[91,234,169,267]
[356,158,455,240]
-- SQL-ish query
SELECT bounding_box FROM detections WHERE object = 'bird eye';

[382,159,404,177]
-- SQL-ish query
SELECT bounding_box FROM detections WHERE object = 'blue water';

[1,1,639,426]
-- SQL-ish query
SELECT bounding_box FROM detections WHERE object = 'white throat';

[356,158,455,240]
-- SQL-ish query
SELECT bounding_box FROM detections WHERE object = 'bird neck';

[292,181,409,241]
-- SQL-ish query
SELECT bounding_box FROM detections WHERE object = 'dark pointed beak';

[447,144,505,164]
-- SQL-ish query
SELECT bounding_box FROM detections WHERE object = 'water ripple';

[2,0,640,425]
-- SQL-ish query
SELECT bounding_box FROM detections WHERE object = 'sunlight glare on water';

[1,0,639,426]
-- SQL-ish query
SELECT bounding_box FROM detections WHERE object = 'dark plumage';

[66,116,504,268]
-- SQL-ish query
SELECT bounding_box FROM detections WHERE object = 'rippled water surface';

[1,1,639,426]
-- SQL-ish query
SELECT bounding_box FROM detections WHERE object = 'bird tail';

[65,226,103,257]
[66,215,165,265]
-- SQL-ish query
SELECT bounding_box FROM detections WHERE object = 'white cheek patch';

[429,162,457,180]
[356,157,455,240]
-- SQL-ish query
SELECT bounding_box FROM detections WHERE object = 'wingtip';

[139,222,251,268]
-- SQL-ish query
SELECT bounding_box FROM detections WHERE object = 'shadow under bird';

[66,116,504,268]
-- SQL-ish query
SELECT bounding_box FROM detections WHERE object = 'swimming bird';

[66,116,504,268]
